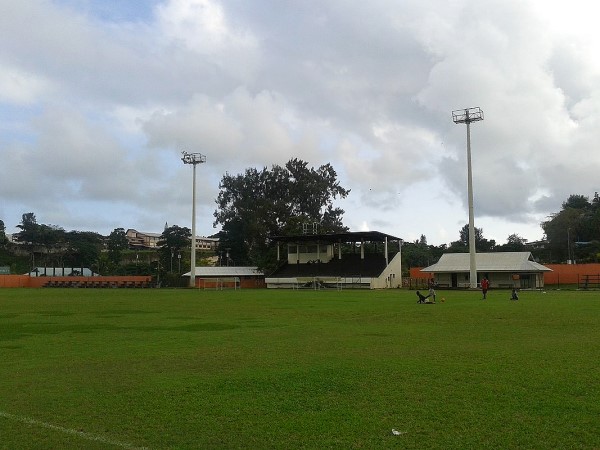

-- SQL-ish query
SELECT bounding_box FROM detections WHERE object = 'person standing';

[481,277,490,300]
[427,278,436,303]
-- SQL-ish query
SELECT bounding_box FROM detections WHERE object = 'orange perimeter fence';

[0,275,152,288]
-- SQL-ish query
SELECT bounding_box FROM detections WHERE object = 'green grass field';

[0,288,598,449]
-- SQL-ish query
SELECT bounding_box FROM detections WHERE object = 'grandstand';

[266,231,402,289]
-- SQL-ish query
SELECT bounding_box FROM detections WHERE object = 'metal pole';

[452,107,483,290]
[466,119,477,289]
[181,151,205,288]
[190,163,197,287]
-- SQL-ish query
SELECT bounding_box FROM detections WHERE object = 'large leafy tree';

[15,213,70,270]
[562,194,591,210]
[157,225,191,273]
[448,224,496,252]
[542,193,600,262]
[214,158,350,268]
[497,233,528,252]
[401,234,447,272]
[107,228,129,265]
[65,231,103,270]
[15,213,39,245]
[0,219,7,247]
[15,213,42,268]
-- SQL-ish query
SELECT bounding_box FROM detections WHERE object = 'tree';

[38,224,66,270]
[107,228,129,265]
[65,231,102,271]
[562,194,590,210]
[15,213,41,268]
[402,236,432,268]
[214,159,350,268]
[448,224,496,252]
[0,220,7,247]
[14,213,70,270]
[497,233,528,252]
[157,225,191,273]
[541,193,600,262]
[15,213,38,245]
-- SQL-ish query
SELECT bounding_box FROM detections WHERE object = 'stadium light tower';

[452,107,484,289]
[181,151,206,288]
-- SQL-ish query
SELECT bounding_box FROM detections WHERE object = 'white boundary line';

[0,411,150,450]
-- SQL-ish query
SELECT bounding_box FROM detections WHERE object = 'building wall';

[372,252,402,288]
[487,273,516,287]
[430,272,542,288]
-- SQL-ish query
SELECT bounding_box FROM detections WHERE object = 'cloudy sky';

[1,0,599,246]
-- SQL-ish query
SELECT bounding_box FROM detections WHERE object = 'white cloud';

[142,87,322,169]
[156,0,260,81]
[1,0,600,246]
[0,65,52,105]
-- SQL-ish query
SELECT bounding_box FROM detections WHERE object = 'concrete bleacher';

[44,279,152,288]
[39,276,153,289]
[270,254,388,278]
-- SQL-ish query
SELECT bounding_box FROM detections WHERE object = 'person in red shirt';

[481,277,490,299]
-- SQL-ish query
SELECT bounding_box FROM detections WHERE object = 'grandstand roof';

[183,267,263,277]
[271,230,401,244]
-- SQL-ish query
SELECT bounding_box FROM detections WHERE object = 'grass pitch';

[0,288,598,449]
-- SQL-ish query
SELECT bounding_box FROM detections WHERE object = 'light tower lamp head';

[181,151,206,165]
[452,107,484,124]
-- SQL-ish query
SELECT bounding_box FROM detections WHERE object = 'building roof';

[183,267,263,277]
[271,230,402,244]
[421,252,552,273]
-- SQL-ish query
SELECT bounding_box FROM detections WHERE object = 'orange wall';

[0,275,31,287]
[0,275,152,288]
[409,268,432,279]
[543,264,600,285]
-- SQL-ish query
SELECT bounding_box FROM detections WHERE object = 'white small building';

[421,252,551,289]
[183,266,265,289]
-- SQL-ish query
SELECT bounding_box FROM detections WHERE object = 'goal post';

[201,277,240,290]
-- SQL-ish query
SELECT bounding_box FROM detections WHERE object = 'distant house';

[183,266,265,289]
[126,229,162,249]
[126,229,218,251]
[421,252,551,289]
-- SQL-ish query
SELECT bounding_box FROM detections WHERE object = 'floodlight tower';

[452,107,484,289]
[181,151,206,288]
